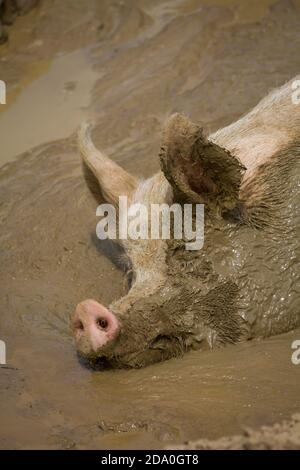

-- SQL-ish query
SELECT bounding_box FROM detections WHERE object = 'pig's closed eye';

[151,335,173,350]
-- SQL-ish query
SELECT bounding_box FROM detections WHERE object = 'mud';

[172,414,300,449]
[0,0,39,44]
[0,0,300,449]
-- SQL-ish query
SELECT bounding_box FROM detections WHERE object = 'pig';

[71,76,300,368]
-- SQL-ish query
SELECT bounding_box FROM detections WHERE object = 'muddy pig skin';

[71,76,300,368]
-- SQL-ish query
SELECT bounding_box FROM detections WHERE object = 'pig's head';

[72,114,249,368]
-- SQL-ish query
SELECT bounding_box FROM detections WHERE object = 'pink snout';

[72,299,119,355]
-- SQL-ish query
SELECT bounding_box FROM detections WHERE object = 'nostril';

[97,317,108,330]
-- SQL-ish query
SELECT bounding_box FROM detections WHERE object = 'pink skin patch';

[72,299,119,354]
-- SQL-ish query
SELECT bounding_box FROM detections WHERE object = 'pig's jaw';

[77,306,223,368]
[81,327,211,369]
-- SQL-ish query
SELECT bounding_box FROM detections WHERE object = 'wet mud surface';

[0,0,300,449]
[173,413,300,449]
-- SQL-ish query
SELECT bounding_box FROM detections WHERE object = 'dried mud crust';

[171,414,300,450]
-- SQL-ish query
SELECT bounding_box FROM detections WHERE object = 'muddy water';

[0,48,98,165]
[0,0,300,449]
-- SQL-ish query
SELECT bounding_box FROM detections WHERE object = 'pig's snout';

[72,299,119,356]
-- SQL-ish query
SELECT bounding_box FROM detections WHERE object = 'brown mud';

[0,0,300,449]
[172,413,300,449]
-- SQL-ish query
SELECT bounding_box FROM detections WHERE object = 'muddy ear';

[159,114,245,211]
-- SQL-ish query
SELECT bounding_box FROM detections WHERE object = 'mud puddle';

[0,0,300,449]
[0,47,98,166]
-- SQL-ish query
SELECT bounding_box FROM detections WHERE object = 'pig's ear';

[78,123,138,205]
[159,114,245,211]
